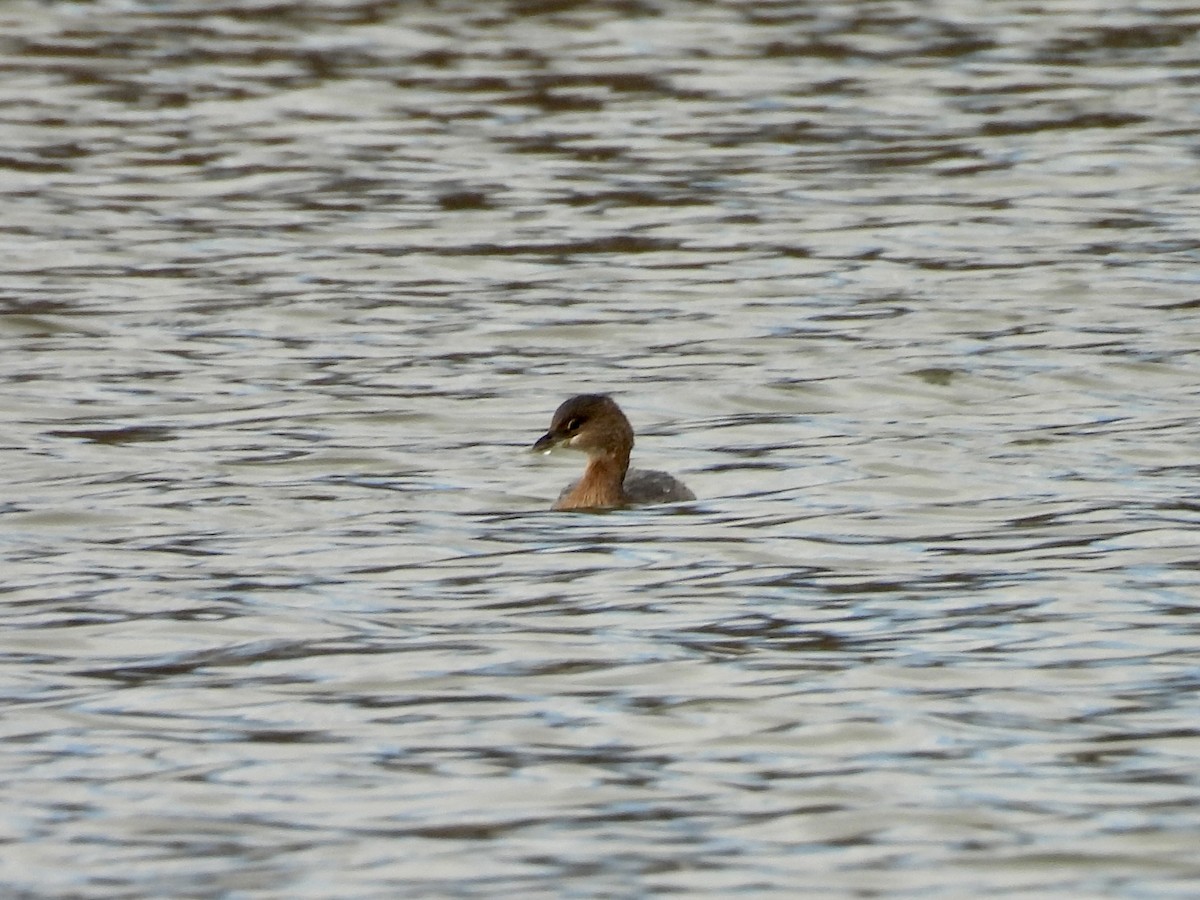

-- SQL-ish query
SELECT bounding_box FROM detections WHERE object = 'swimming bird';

[532,394,695,511]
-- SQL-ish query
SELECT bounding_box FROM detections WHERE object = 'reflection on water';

[3,0,1200,895]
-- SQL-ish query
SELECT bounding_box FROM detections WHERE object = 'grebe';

[532,394,695,511]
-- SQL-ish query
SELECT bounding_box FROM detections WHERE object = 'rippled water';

[3,0,1200,896]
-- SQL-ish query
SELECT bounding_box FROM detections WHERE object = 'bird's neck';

[555,452,630,510]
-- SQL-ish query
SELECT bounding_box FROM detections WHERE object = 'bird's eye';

[564,417,583,432]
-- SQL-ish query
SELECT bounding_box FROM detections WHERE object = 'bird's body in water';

[532,394,694,511]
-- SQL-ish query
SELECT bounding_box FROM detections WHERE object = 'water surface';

[2,0,1199,896]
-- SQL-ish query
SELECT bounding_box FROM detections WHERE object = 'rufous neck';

[555,453,629,510]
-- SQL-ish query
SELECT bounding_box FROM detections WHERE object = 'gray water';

[3,1,1199,897]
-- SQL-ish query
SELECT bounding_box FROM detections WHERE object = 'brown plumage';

[532,394,695,511]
